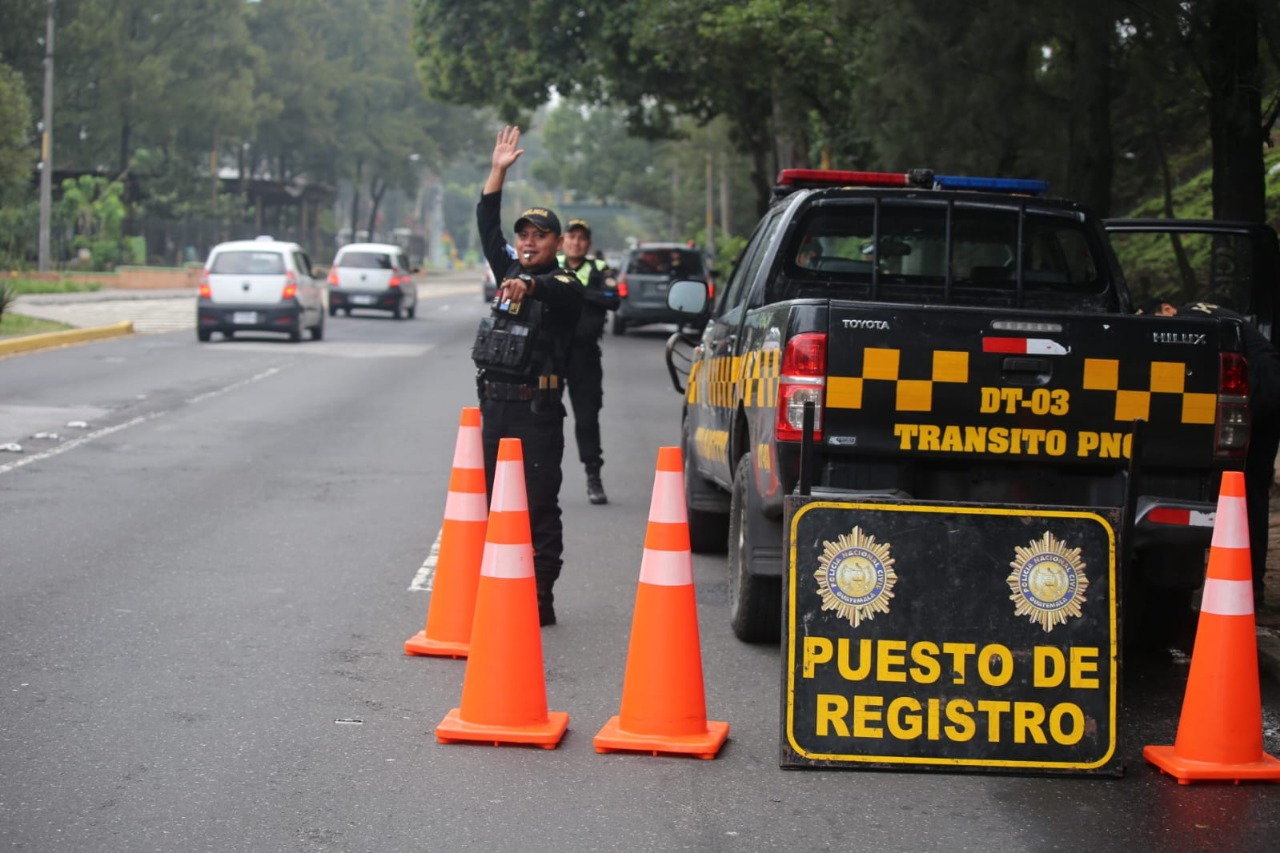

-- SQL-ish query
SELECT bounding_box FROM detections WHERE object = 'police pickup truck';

[665,168,1277,644]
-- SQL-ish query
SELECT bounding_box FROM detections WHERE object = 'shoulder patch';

[555,274,574,284]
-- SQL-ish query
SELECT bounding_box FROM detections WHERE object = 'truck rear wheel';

[684,420,728,553]
[728,454,782,643]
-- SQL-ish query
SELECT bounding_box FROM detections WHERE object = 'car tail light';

[328,267,339,286]
[618,275,628,299]
[776,332,827,442]
[1214,352,1250,457]
[389,272,403,289]
[282,270,298,300]
[198,270,211,299]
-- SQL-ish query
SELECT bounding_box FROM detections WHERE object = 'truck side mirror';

[667,279,709,316]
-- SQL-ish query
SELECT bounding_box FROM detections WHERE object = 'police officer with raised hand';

[474,124,583,626]
[560,218,620,505]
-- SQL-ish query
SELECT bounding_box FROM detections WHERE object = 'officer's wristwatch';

[518,273,534,294]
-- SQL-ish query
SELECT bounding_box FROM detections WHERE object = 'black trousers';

[480,397,566,592]
[565,336,604,471]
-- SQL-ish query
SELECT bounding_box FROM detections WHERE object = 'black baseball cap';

[566,218,591,237]
[513,207,562,234]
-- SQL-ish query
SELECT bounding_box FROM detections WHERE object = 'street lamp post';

[38,0,55,272]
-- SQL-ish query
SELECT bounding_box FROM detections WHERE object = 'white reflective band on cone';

[639,548,693,587]
[1210,494,1249,548]
[490,461,528,512]
[1200,577,1255,616]
[648,470,689,524]
[480,542,534,579]
[444,491,488,522]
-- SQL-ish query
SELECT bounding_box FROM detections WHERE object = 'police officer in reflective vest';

[559,218,620,505]
[474,125,583,626]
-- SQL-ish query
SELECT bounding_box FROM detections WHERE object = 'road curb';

[0,321,134,357]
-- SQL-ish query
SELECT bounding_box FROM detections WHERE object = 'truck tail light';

[282,271,298,300]
[617,275,629,299]
[198,270,211,299]
[776,333,827,442]
[1214,352,1249,458]
[328,267,339,286]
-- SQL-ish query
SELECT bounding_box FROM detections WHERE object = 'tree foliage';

[0,63,34,199]
[411,0,1278,225]
[0,0,492,266]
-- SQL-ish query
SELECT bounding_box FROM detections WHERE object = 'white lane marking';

[409,529,443,591]
[0,366,286,477]
[0,414,162,475]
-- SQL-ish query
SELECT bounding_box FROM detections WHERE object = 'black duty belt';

[482,375,562,402]
[482,381,535,401]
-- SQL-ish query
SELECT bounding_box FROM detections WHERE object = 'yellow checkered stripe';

[697,346,1215,426]
[1082,358,1215,424]
[828,348,971,412]
[742,348,779,408]
[692,349,780,409]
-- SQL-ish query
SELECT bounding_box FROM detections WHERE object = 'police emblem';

[815,526,897,628]
[1007,531,1089,632]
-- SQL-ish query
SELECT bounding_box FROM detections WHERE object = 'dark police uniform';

[560,248,620,503]
[475,191,583,623]
[1184,301,1280,603]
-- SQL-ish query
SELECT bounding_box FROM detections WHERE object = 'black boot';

[536,583,556,627]
[586,465,608,505]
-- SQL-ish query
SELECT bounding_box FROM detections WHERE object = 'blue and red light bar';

[777,169,911,188]
[775,168,1048,196]
[934,175,1049,195]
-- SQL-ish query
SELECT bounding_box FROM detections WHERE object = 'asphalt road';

[1,273,1278,851]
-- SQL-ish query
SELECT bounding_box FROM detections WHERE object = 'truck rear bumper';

[1130,496,1216,549]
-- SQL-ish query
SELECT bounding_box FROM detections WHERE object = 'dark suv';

[612,243,709,335]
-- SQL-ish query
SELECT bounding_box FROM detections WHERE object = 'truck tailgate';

[823,303,1230,466]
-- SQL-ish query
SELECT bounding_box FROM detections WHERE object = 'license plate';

[232,311,258,324]
[351,295,375,305]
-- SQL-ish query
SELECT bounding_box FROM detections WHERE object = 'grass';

[0,311,73,338]
[2,277,102,295]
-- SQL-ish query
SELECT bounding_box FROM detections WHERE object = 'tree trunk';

[366,176,387,242]
[1063,1,1114,216]
[1206,0,1264,222]
[349,158,363,241]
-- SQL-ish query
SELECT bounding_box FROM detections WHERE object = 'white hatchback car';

[327,243,419,319]
[197,237,326,342]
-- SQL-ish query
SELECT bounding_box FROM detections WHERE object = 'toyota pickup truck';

[664,168,1277,644]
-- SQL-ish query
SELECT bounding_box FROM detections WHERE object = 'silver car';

[197,237,326,342]
[327,242,419,319]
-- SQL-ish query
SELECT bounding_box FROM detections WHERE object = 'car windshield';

[338,251,393,270]
[626,249,704,276]
[789,201,1102,293]
[210,251,286,275]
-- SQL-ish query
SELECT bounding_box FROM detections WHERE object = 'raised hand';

[492,125,524,171]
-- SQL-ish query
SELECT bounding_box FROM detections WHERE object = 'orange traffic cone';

[435,437,568,748]
[1143,471,1280,784]
[405,407,487,658]
[594,446,728,759]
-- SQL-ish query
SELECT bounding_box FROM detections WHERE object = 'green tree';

[0,63,34,198]
[57,174,130,269]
